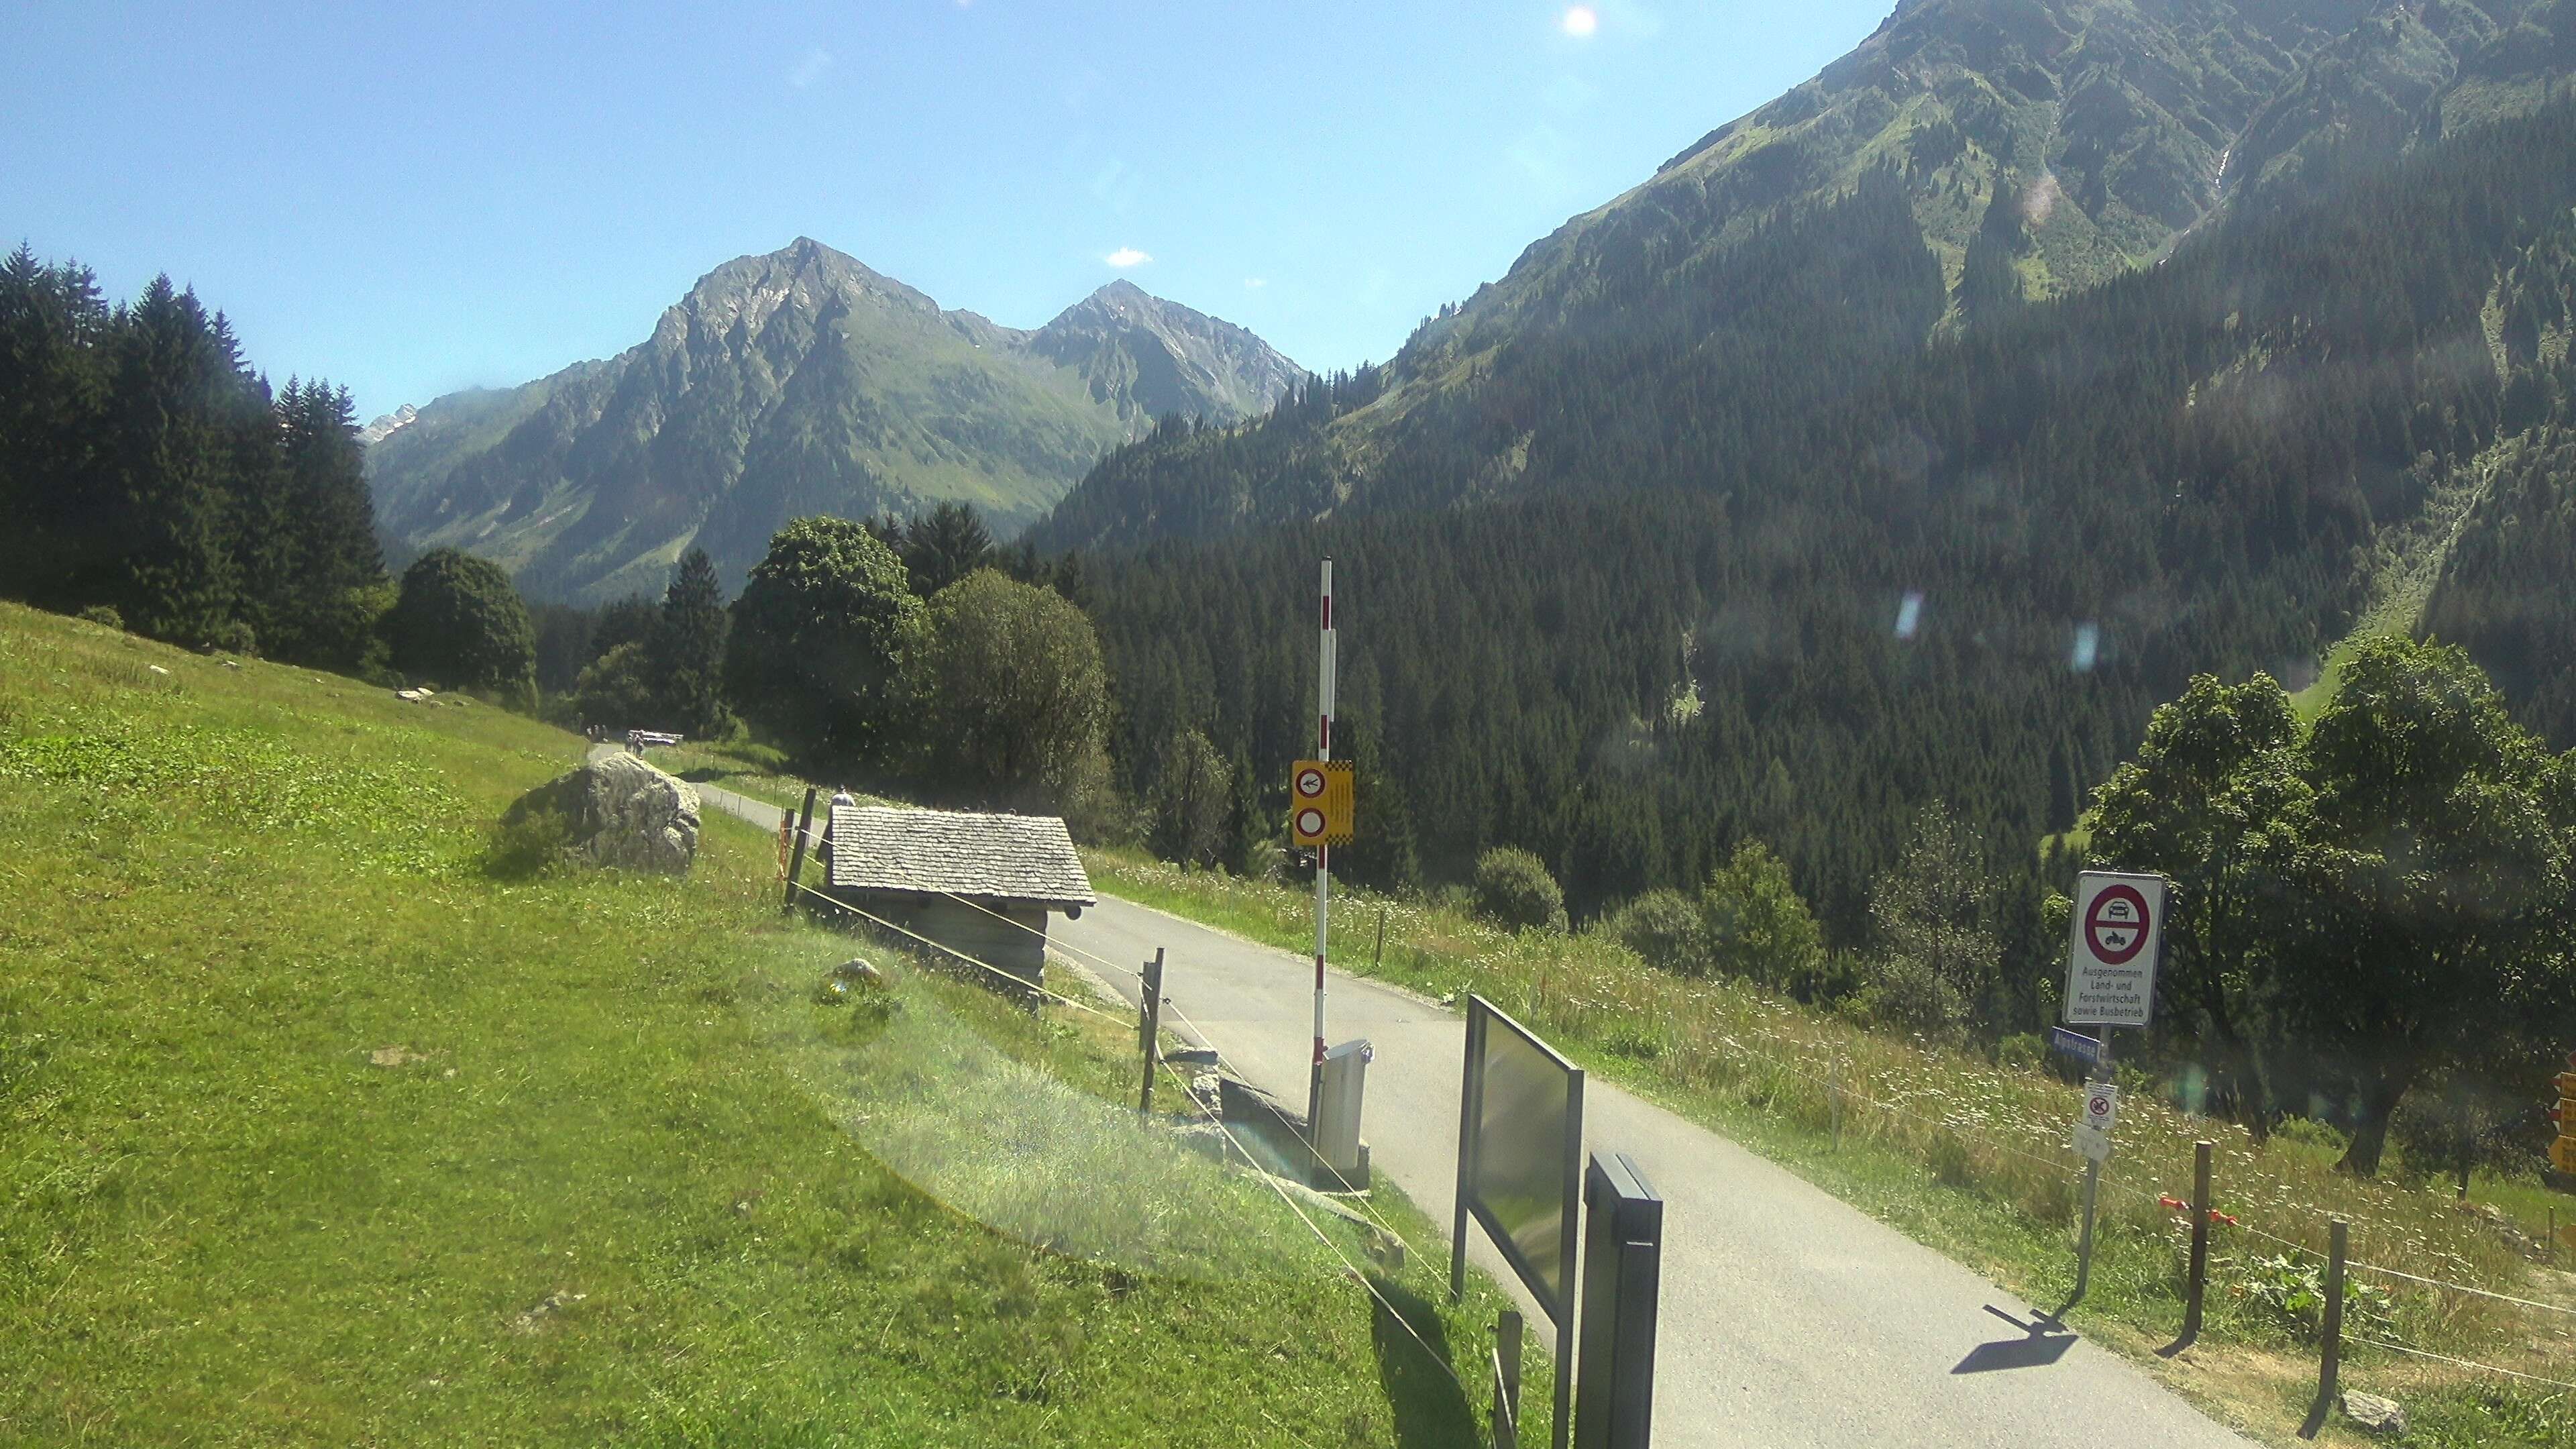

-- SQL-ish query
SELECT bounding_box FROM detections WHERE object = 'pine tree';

[654,548,734,738]
[272,379,387,667]
[0,246,111,606]
[901,501,995,597]
[106,276,245,647]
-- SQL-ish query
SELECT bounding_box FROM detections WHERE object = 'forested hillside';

[0,248,386,669]
[1075,101,2576,939]
[1035,0,2576,553]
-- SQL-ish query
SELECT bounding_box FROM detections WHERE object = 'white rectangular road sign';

[2072,1082,2118,1163]
[2064,871,2166,1027]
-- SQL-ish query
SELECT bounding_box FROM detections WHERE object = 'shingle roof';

[825,805,1095,908]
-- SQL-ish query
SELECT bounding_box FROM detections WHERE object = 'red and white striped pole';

[1310,558,1335,1124]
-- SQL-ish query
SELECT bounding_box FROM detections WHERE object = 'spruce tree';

[105,277,244,647]
[653,548,734,738]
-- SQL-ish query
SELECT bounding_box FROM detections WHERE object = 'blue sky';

[5,0,1890,421]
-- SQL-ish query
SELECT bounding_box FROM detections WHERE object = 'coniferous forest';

[0,248,387,671]
[1055,102,2576,949]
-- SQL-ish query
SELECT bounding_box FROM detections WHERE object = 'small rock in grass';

[2339,1391,2406,1436]
[509,1289,586,1335]
[370,1044,433,1068]
[831,959,885,989]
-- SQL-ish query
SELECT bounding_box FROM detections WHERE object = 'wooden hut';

[821,804,1095,987]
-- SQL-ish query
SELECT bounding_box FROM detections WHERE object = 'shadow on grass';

[1369,1275,1481,1448]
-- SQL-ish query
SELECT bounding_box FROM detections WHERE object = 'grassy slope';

[1084,849,2576,1449]
[0,604,1533,1447]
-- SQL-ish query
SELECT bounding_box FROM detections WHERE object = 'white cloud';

[789,48,833,89]
[1105,247,1152,268]
[1243,277,1268,289]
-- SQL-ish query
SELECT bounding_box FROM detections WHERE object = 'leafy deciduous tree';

[910,569,1110,814]
[724,517,924,771]
[388,549,537,702]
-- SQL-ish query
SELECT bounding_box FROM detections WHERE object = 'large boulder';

[504,753,702,874]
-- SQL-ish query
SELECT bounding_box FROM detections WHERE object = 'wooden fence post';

[782,787,817,915]
[1138,949,1166,1117]
[2181,1140,2213,1348]
[2302,1218,2349,1438]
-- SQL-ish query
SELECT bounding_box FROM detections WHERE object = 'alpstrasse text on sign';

[2064,871,2166,1028]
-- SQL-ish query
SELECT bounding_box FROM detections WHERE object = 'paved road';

[690,777,2249,1448]
[1059,896,2252,1449]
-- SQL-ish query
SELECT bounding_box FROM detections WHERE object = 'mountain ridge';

[367,239,1301,602]
[1034,0,2576,553]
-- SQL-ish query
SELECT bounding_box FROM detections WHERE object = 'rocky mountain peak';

[358,403,419,447]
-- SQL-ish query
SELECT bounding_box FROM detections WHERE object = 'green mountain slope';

[1034,0,2576,553]
[1066,97,2576,940]
[368,240,1301,602]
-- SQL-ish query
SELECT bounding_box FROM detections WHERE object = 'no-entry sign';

[2072,1082,2118,1163]
[2064,871,2165,1027]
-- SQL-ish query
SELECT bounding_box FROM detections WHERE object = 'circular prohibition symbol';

[1295,766,1328,799]
[2084,884,2152,965]
[1295,806,1328,837]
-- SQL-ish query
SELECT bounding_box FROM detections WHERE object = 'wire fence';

[2349,1336,2576,1395]
[764,795,2576,1420]
[775,844,1474,1404]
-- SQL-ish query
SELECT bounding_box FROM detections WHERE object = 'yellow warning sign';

[1290,759,1354,846]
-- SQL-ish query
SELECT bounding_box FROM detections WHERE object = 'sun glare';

[1562,5,1599,37]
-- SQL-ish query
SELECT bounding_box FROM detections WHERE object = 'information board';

[1454,996,1585,1327]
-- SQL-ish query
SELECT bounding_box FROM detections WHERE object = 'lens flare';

[1562,6,1600,37]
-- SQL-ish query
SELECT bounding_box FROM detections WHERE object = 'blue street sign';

[2051,1027,2103,1066]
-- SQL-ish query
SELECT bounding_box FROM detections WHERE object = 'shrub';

[2238,1253,2392,1342]
[203,618,258,657]
[1149,729,1234,868]
[1853,954,1968,1038]
[1995,1033,2046,1073]
[74,604,125,631]
[1700,841,1831,997]
[2273,1116,2350,1155]
[480,805,574,881]
[1607,888,1706,974]
[1472,847,1566,932]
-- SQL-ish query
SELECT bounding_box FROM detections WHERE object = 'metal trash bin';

[1575,1151,1662,1449]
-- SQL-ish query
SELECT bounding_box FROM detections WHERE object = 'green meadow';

[0,602,1532,1447]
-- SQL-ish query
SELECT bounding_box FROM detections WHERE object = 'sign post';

[2061,870,2167,1309]
[1310,559,1336,1128]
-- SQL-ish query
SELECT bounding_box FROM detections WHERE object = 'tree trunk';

[2336,1063,2418,1177]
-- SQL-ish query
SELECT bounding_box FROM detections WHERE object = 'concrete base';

[1218,1077,1371,1193]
